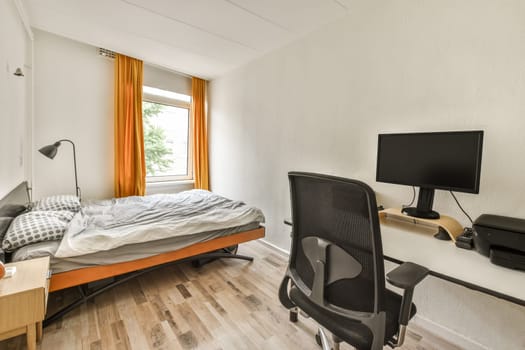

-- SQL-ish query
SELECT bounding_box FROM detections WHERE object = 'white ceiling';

[22,0,351,79]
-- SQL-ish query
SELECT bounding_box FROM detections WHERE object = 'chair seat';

[289,286,416,350]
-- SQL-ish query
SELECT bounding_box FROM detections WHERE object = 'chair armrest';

[386,262,429,290]
[387,262,429,327]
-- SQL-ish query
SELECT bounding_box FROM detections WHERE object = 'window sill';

[146,180,194,195]
[147,179,194,185]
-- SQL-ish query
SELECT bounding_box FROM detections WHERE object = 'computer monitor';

[376,130,483,219]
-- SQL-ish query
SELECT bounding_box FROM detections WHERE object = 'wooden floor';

[0,241,461,350]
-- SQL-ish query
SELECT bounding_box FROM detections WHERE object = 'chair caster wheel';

[315,332,322,347]
[289,310,298,322]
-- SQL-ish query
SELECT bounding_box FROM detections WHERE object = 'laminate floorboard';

[0,241,461,350]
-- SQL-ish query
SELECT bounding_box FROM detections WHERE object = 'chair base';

[315,328,341,350]
[315,328,331,350]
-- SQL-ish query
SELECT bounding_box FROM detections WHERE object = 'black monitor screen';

[376,131,483,193]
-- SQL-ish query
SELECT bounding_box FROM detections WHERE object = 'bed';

[0,182,265,325]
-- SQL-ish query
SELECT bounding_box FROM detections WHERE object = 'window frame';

[143,91,193,183]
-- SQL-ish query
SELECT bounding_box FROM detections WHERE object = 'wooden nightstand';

[0,257,50,350]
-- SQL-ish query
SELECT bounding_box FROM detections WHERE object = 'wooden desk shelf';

[379,208,463,241]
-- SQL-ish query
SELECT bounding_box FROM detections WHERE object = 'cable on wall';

[449,191,474,224]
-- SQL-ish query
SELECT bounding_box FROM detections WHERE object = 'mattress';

[12,222,260,273]
[10,190,265,273]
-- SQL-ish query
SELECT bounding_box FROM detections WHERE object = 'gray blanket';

[54,190,265,258]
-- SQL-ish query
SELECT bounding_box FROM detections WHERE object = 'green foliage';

[143,101,173,175]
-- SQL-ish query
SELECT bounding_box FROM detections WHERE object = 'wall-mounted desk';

[283,217,525,307]
[379,216,524,306]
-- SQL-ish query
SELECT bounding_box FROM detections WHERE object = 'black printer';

[473,214,525,271]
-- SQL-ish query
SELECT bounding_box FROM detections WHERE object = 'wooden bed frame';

[49,226,265,292]
[0,182,265,325]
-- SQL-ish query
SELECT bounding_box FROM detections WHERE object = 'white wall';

[0,0,31,198]
[32,32,194,200]
[33,30,114,200]
[209,0,525,348]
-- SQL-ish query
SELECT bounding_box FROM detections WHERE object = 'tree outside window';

[142,92,192,182]
[143,101,173,176]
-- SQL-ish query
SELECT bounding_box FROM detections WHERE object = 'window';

[142,86,192,182]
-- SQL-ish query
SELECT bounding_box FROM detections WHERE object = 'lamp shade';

[38,139,81,200]
[38,142,61,159]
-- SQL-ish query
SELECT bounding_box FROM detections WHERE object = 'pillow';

[0,217,14,241]
[1,211,74,252]
[0,204,28,217]
[32,195,81,212]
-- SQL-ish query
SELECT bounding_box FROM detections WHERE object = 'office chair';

[279,172,429,350]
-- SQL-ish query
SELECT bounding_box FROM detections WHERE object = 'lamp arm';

[57,139,80,200]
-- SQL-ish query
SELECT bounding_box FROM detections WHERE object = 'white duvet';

[54,190,265,258]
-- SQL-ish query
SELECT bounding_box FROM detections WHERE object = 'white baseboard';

[412,315,489,350]
[259,239,290,255]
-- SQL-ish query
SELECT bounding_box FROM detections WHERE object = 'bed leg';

[44,294,87,327]
[190,245,253,267]
[44,268,152,327]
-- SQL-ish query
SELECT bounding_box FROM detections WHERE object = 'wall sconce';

[13,68,24,77]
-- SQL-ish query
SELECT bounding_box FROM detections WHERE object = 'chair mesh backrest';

[288,172,386,314]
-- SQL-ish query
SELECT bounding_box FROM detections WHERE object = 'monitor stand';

[379,208,463,241]
[401,187,440,219]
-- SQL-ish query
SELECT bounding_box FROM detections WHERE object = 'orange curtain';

[114,54,146,197]
[192,77,209,190]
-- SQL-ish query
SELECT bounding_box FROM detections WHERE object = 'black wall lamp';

[39,139,81,200]
[13,68,24,77]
